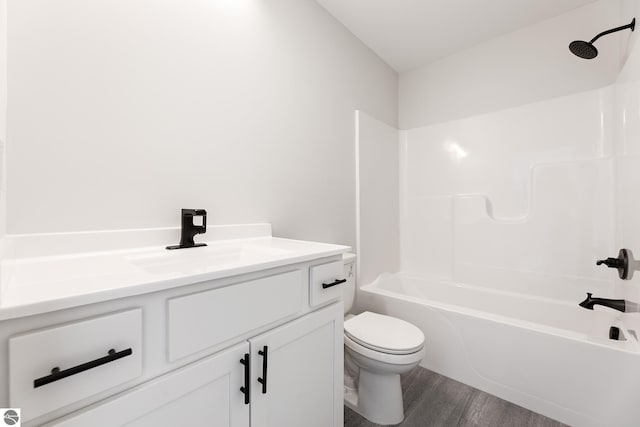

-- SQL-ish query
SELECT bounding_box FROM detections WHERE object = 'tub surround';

[0,223,349,320]
[398,87,615,296]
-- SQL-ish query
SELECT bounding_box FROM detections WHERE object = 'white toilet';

[342,253,425,425]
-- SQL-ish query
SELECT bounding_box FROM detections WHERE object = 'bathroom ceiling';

[315,0,600,72]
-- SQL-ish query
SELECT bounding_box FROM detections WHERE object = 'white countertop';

[0,224,350,321]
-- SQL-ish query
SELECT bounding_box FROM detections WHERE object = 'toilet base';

[346,369,404,425]
[343,320,425,425]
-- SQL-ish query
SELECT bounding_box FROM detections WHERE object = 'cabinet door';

[46,342,250,427]
[250,303,343,427]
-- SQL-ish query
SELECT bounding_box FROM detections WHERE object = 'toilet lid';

[344,312,425,355]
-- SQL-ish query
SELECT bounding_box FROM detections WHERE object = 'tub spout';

[579,293,626,312]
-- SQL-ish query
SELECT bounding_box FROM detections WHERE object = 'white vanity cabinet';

[9,309,144,422]
[249,303,343,427]
[1,254,347,427]
[46,342,251,427]
[45,303,343,427]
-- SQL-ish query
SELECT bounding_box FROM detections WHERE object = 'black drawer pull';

[33,348,133,389]
[322,278,347,289]
[257,346,268,394]
[240,353,250,404]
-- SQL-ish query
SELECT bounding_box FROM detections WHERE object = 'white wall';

[5,0,398,249]
[356,111,399,286]
[399,0,624,129]
[619,0,640,83]
[0,0,6,239]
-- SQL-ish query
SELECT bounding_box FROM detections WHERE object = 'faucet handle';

[182,209,207,232]
[596,257,623,268]
[596,249,634,280]
[195,210,207,232]
[181,208,206,217]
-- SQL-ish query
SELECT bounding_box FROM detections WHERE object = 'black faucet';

[596,248,635,279]
[166,209,208,250]
[579,293,626,312]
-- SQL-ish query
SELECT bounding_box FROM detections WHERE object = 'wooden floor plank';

[402,375,475,427]
[344,366,566,427]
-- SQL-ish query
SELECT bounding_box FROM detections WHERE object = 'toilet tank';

[342,253,356,314]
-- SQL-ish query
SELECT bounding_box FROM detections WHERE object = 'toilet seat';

[344,312,425,355]
[344,334,425,365]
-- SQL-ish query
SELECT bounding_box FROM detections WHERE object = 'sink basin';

[127,242,293,275]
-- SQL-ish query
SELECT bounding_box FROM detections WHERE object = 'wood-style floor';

[344,367,567,427]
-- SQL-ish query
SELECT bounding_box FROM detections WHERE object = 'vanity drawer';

[168,269,303,361]
[309,260,345,308]
[9,309,143,422]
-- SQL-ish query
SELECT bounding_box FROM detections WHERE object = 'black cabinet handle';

[322,278,347,289]
[33,348,133,389]
[240,353,250,404]
[257,346,268,394]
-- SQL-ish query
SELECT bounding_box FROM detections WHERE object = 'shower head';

[569,18,635,59]
[569,40,598,59]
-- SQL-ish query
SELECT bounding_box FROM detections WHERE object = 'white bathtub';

[357,273,640,427]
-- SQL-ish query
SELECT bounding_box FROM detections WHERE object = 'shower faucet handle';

[596,257,623,268]
[596,249,634,280]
